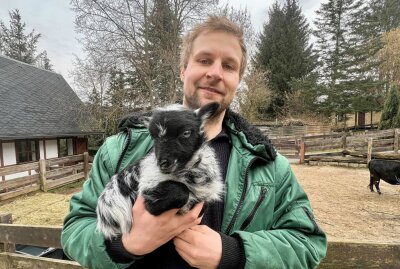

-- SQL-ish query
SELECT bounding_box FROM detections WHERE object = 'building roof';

[0,55,95,139]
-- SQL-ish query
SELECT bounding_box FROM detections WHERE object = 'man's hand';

[174,225,222,269]
[122,196,204,256]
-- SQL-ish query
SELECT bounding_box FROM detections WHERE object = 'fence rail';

[0,153,91,201]
[0,216,398,269]
[259,124,332,138]
[267,128,400,164]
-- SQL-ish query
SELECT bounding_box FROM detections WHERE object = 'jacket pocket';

[240,187,268,230]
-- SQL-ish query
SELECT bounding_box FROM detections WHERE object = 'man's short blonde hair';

[180,15,247,79]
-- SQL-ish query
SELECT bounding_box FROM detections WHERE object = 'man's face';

[180,31,242,114]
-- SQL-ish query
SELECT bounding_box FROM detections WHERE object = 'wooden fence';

[0,213,399,269]
[0,153,91,201]
[268,128,400,164]
[258,124,332,138]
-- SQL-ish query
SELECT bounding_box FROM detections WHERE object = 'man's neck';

[204,110,226,141]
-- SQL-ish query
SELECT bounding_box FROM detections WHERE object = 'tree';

[367,0,400,34]
[71,0,219,110]
[237,69,272,123]
[375,28,400,88]
[254,0,315,116]
[0,9,52,70]
[313,0,386,120]
[379,85,399,129]
[35,50,53,71]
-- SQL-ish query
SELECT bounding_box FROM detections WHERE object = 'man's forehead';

[191,31,242,62]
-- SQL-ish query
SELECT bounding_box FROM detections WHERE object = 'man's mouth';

[199,87,222,95]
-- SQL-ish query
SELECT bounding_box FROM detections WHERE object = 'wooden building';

[0,55,98,179]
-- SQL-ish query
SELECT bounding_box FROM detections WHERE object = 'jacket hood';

[224,109,276,162]
[116,108,277,162]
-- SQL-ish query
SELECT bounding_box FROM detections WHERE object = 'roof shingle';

[0,55,90,139]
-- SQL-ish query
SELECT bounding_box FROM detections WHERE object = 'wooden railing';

[0,215,399,269]
[0,153,91,201]
[268,129,400,163]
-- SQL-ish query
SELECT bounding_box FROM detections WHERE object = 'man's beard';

[183,90,229,120]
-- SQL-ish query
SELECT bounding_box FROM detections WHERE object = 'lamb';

[96,102,224,240]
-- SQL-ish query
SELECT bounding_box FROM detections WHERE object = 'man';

[61,16,327,269]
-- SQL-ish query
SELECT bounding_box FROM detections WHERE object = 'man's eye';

[199,59,210,64]
[223,63,235,70]
[182,130,191,138]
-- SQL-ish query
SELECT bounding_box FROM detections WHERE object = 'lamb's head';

[143,102,219,174]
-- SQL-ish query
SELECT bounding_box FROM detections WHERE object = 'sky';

[0,0,323,87]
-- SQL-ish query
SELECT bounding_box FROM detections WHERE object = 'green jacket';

[61,110,327,269]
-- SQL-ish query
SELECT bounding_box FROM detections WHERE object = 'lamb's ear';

[195,102,220,122]
[140,116,152,128]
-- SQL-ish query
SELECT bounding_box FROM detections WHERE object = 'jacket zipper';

[302,207,321,234]
[225,157,260,235]
[240,187,267,230]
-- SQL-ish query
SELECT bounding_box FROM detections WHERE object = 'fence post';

[341,133,347,150]
[39,159,47,192]
[395,129,399,154]
[83,152,89,180]
[0,213,15,253]
[367,138,373,164]
[299,138,305,164]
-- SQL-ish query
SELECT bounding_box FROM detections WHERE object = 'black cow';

[368,159,400,194]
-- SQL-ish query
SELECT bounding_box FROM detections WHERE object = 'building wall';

[2,142,29,180]
[45,139,58,159]
[1,137,88,181]
[333,111,382,128]
[2,142,16,166]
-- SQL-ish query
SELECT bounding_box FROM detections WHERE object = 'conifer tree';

[0,9,52,70]
[313,0,363,115]
[368,0,400,34]
[254,0,315,116]
[379,85,399,129]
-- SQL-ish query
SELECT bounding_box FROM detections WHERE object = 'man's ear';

[180,68,185,82]
[195,102,220,122]
[140,116,152,128]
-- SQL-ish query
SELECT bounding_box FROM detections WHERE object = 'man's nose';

[206,62,223,80]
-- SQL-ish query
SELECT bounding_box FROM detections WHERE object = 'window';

[58,138,69,157]
[15,140,39,164]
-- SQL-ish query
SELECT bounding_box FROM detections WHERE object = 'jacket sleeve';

[61,137,134,269]
[233,157,327,269]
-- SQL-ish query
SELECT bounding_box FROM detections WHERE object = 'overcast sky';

[0,0,323,87]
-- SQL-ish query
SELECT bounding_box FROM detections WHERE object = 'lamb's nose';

[159,159,170,170]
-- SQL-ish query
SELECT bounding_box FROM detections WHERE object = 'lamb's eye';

[183,130,191,138]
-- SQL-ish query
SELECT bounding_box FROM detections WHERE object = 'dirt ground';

[0,165,399,243]
[292,164,400,243]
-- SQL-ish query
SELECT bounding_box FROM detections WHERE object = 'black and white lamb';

[96,102,224,240]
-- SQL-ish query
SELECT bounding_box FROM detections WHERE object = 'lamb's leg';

[96,165,140,239]
[96,179,136,239]
[143,181,189,216]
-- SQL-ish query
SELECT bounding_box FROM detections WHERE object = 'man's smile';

[199,87,223,95]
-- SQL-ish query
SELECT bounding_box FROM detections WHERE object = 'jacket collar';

[224,109,276,162]
[117,111,152,131]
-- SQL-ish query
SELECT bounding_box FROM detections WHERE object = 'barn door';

[357,112,365,128]
[74,138,88,155]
